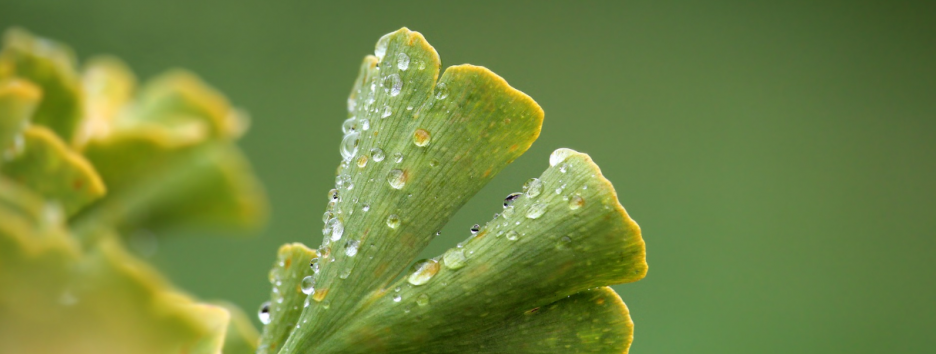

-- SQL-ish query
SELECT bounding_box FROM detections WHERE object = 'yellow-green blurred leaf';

[0,28,84,143]
[131,70,248,139]
[75,55,137,148]
[1,125,105,216]
[0,78,40,151]
[216,301,261,354]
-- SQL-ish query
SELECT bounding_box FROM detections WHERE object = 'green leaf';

[0,79,40,152]
[0,125,106,216]
[258,243,319,353]
[216,301,262,354]
[0,28,84,144]
[74,55,137,148]
[259,28,646,354]
[0,177,231,354]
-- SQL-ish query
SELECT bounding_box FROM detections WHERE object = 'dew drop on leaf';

[526,203,547,219]
[328,188,339,202]
[258,301,272,324]
[550,148,576,167]
[397,52,410,70]
[393,295,402,303]
[469,224,480,235]
[413,128,431,147]
[360,118,370,131]
[408,259,440,286]
[342,117,357,134]
[416,293,430,307]
[301,276,315,295]
[370,147,385,162]
[568,194,585,210]
[442,248,467,270]
[345,240,360,257]
[340,131,360,161]
[392,152,404,163]
[383,73,402,96]
[503,192,522,208]
[381,105,392,118]
[434,82,449,99]
[556,236,573,250]
[387,169,406,189]
[386,214,401,229]
[523,178,543,198]
[357,155,368,168]
[330,219,344,241]
[506,230,519,241]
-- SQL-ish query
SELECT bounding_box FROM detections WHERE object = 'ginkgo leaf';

[0,78,40,151]
[259,28,647,354]
[0,28,84,144]
[0,177,231,354]
[0,125,106,216]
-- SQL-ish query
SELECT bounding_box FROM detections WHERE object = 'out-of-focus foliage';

[0,28,267,354]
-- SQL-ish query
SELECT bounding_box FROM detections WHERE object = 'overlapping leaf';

[260,28,647,354]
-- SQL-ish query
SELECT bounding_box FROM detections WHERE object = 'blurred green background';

[3,0,934,352]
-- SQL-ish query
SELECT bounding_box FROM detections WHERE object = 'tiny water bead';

[322,211,334,223]
[506,230,519,241]
[523,178,543,198]
[383,73,402,97]
[387,169,406,189]
[386,214,401,229]
[568,195,585,210]
[301,276,315,295]
[393,295,402,303]
[392,152,404,163]
[330,219,344,241]
[470,224,480,235]
[360,118,370,131]
[340,132,360,161]
[408,259,440,286]
[370,148,386,162]
[434,82,449,99]
[502,205,516,219]
[362,204,370,212]
[342,117,357,134]
[559,163,570,173]
[417,60,426,70]
[397,52,410,70]
[550,148,576,167]
[328,188,339,202]
[310,258,320,273]
[345,240,360,257]
[258,301,271,324]
[526,203,547,219]
[375,36,389,60]
[416,294,430,307]
[381,105,392,118]
[442,248,467,270]
[503,192,522,207]
[556,236,573,250]
[413,128,431,147]
[357,155,368,168]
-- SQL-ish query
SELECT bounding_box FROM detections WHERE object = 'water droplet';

[469,224,480,235]
[397,52,410,70]
[387,169,406,189]
[526,203,547,219]
[416,294,430,307]
[417,60,426,70]
[393,295,402,303]
[429,159,439,167]
[328,188,339,202]
[555,187,562,194]
[330,219,344,241]
[381,105,392,118]
[556,236,573,250]
[406,105,414,111]
[503,192,522,208]
[442,248,467,269]
[550,148,576,166]
[258,301,272,324]
[413,128,431,147]
[375,34,389,60]
[362,204,370,212]
[408,259,440,286]
[322,211,334,223]
[339,267,352,279]
[523,178,543,198]
[559,163,570,173]
[347,97,356,112]
[506,230,519,241]
[310,258,320,273]
[382,73,402,97]
[435,82,449,99]
[392,152,404,163]
[322,300,331,309]
[568,195,585,210]
[340,132,360,161]
[502,205,515,219]
[360,118,370,131]
[357,155,368,168]
[370,148,385,162]
[386,214,401,229]
[343,240,360,257]
[301,276,315,295]
[342,117,357,134]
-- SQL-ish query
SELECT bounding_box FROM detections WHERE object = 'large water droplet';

[375,34,390,60]
[386,214,401,229]
[469,224,480,235]
[523,178,543,198]
[383,73,402,97]
[328,188,339,202]
[330,219,344,241]
[322,211,334,223]
[550,148,576,166]
[387,169,406,189]
[506,230,519,241]
[526,203,547,219]
[502,205,516,219]
[503,192,522,208]
[258,301,272,324]
[370,148,385,162]
[408,259,440,286]
[397,52,410,70]
[340,132,360,161]
[310,257,320,273]
[568,195,585,210]
[442,248,467,269]
[416,293,430,307]
[435,82,449,99]
[342,117,357,134]
[412,128,431,147]
[345,240,360,257]
[381,105,392,118]
[301,276,315,295]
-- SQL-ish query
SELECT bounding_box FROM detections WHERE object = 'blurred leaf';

[0,28,84,144]
[0,78,40,151]
[0,125,106,216]
[0,178,231,354]
[75,55,137,148]
[216,301,261,354]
